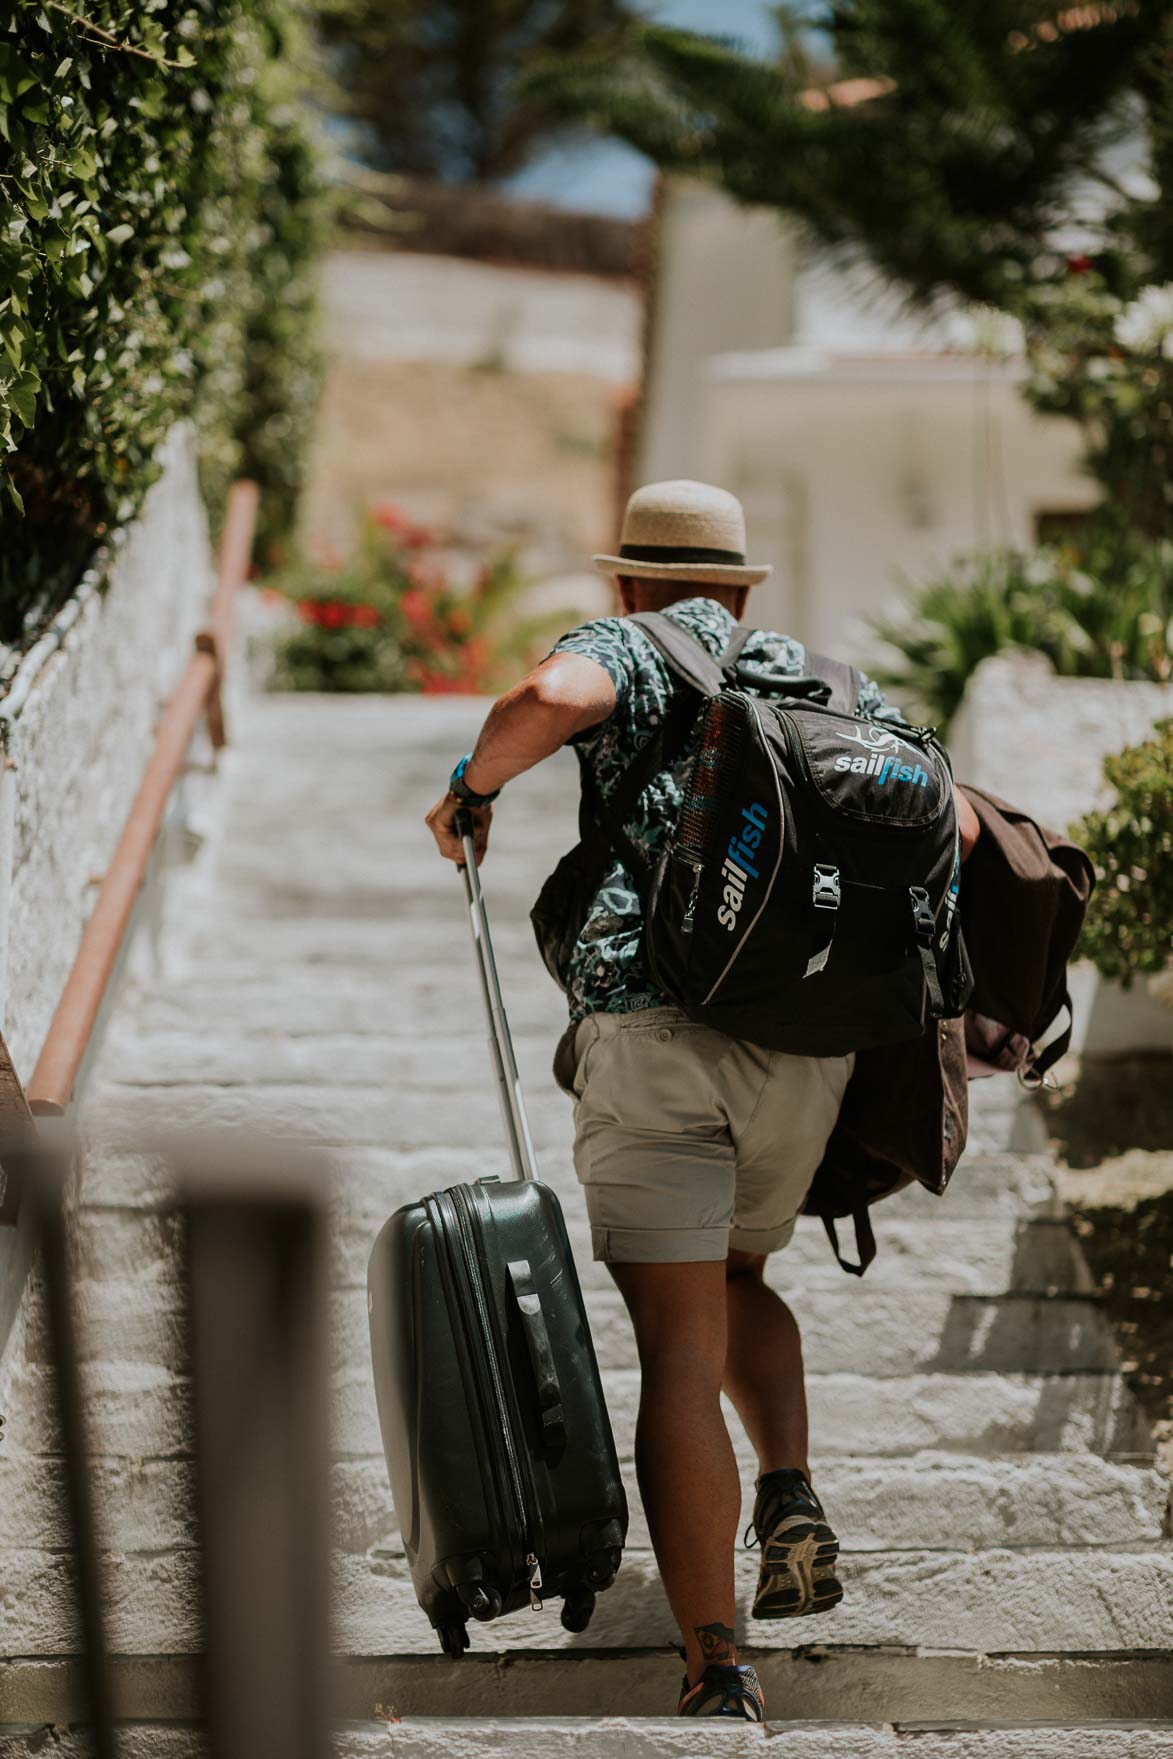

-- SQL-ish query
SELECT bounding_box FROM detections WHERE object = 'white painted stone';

[0,425,214,1080]
[330,1453,1167,1555]
[321,250,642,381]
[332,1365,1145,1462]
[332,1724,1173,1759]
[329,1547,1173,1656]
[951,653,1173,838]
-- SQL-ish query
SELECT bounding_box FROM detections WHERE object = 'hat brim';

[593,555,771,587]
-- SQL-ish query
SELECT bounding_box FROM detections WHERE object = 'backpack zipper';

[445,1184,545,1607]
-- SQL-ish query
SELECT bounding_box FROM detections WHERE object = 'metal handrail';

[20,479,259,1121]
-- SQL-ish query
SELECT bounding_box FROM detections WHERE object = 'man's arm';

[425,652,617,863]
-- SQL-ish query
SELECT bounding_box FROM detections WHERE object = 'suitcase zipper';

[447,1185,545,1607]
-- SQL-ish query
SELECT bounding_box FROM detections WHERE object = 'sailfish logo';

[835,730,929,788]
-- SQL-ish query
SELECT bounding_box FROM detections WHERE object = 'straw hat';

[594,479,771,587]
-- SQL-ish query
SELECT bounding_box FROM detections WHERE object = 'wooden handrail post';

[197,478,259,753]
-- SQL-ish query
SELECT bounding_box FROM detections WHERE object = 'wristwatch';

[448,752,500,808]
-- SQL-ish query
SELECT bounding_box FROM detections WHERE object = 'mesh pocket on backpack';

[677,695,748,862]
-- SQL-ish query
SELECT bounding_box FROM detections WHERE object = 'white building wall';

[951,653,1173,1056]
[701,367,1093,658]
[638,179,1097,657]
[640,182,796,482]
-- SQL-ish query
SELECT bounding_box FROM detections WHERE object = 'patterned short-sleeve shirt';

[552,596,905,1024]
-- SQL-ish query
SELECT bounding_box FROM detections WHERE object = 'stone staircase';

[1,693,1170,1752]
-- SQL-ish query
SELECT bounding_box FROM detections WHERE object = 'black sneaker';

[748,1467,843,1619]
[677,1662,765,1720]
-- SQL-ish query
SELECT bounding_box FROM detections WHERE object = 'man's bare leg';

[724,1248,842,1619]
[723,1248,809,1477]
[609,1259,741,1686]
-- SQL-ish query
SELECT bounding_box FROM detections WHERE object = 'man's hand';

[426,792,493,865]
[424,652,616,867]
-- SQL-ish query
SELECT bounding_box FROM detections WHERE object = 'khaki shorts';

[556,1007,854,1265]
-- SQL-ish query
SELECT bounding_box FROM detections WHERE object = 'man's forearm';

[462,656,616,795]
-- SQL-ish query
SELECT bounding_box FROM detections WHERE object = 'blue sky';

[504,0,783,217]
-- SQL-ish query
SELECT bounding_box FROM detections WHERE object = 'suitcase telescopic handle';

[455,808,540,1184]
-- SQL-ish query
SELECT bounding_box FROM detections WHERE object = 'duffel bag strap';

[822,1208,877,1276]
[1020,987,1074,1089]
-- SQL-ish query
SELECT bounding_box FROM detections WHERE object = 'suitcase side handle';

[507,1258,566,1449]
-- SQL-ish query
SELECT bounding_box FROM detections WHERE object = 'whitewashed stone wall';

[950,651,1173,831]
[0,424,216,1083]
[951,652,1173,1055]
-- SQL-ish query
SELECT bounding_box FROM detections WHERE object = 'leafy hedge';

[1076,720,1173,989]
[0,0,323,644]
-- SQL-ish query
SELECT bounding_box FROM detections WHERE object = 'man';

[427,480,980,1721]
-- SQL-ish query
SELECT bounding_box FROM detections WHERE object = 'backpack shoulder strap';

[805,649,862,714]
[631,611,739,696]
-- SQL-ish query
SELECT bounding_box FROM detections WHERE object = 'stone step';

[60,1202,1088,1299]
[78,1140,1062,1224]
[334,1650,1173,1725]
[330,1453,1169,1556]
[2,1452,1164,1558]
[2,1542,1170,1657]
[333,1365,1151,1462]
[1,1722,1172,1759]
[333,1721,1173,1758]
[7,1281,1133,1409]
[335,1545,1173,1657]
[2,1651,1173,1734]
[84,1073,1053,1192]
[124,971,565,1040]
[3,1355,1148,1462]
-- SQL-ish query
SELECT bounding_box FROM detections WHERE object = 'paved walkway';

[1,692,1171,1751]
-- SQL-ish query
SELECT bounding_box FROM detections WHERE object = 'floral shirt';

[552,597,905,1024]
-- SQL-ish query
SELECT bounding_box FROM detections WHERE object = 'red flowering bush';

[268,505,559,694]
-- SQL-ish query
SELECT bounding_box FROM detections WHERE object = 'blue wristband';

[449,753,500,808]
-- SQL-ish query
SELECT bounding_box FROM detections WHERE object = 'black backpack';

[533,612,973,1055]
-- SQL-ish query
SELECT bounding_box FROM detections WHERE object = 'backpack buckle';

[909,885,935,945]
[812,864,841,910]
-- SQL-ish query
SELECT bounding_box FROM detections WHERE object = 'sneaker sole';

[751,1517,843,1620]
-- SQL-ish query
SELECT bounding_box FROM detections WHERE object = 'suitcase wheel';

[458,1581,503,1621]
[438,1622,470,1659]
[585,1553,620,1590]
[560,1588,596,1634]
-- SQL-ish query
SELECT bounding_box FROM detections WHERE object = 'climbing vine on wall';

[0,0,324,644]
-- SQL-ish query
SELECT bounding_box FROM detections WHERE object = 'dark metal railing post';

[11,1132,118,1757]
[183,1147,332,1759]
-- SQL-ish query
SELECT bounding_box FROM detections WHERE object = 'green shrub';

[269,503,576,694]
[870,536,1173,730]
[1075,720,1173,989]
[0,0,323,645]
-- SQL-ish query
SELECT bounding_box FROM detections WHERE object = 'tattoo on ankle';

[694,1622,737,1666]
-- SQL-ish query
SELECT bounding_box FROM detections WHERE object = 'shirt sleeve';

[550,617,638,705]
[854,669,907,726]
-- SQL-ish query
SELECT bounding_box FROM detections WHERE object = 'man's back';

[552,595,904,1024]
